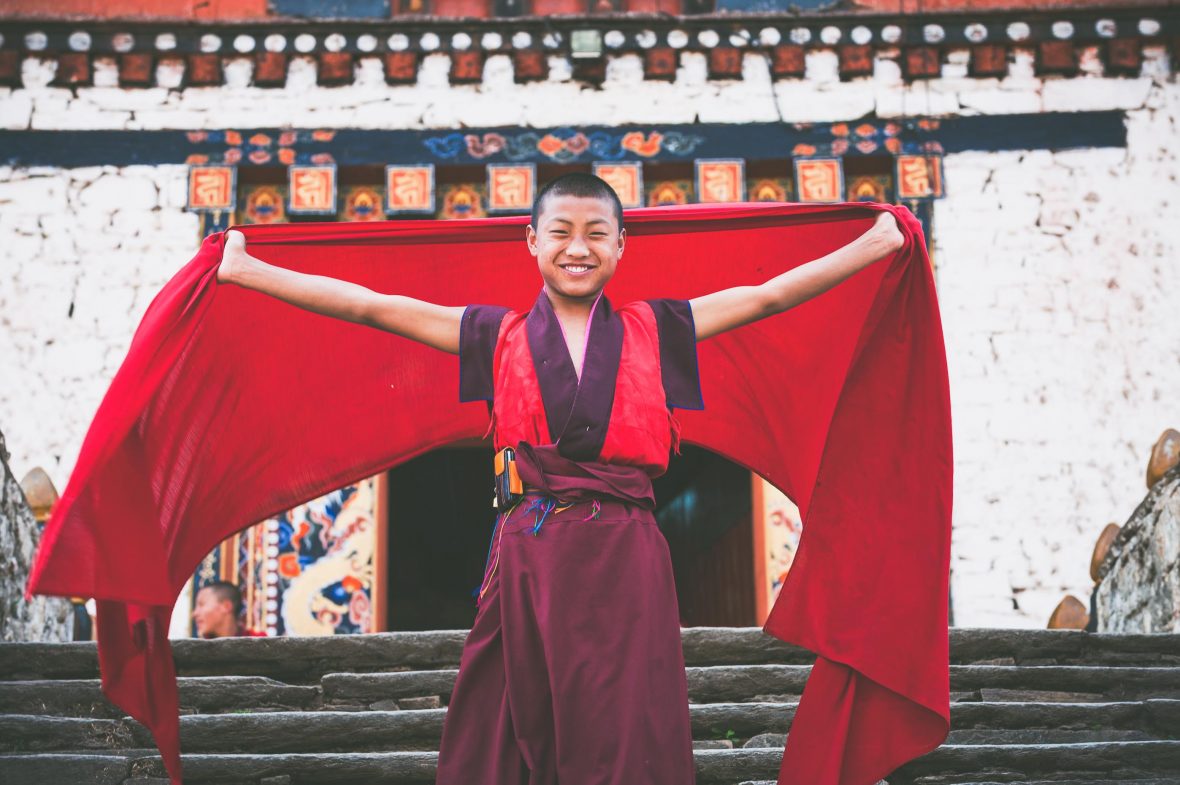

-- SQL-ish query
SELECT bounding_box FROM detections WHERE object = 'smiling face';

[526,193,626,306]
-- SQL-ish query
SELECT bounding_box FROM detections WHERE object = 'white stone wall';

[937,78,1180,627]
[1,47,1176,628]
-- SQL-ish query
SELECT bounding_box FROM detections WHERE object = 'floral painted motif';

[423,128,705,163]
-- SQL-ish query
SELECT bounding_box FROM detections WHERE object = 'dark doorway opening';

[385,444,753,631]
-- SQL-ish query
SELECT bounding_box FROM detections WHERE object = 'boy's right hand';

[217,229,247,285]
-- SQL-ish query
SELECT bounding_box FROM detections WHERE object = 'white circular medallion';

[1006,22,1030,42]
[388,33,409,52]
[155,32,178,51]
[850,26,871,45]
[452,32,472,50]
[512,31,532,49]
[481,32,502,50]
[1095,19,1116,38]
[728,29,750,47]
[820,26,841,45]
[604,30,625,49]
[324,33,346,52]
[697,29,720,48]
[264,34,287,52]
[964,23,987,43]
[24,31,48,51]
[233,34,256,53]
[68,31,92,51]
[1051,21,1074,40]
[357,34,378,52]
[420,32,440,51]
[667,29,688,49]
[759,27,781,47]
[880,25,902,44]
[294,34,317,53]
[638,30,658,49]
[112,33,135,53]
[200,33,222,53]
[923,24,945,44]
[789,27,811,45]
[1138,18,1160,37]
[543,32,562,48]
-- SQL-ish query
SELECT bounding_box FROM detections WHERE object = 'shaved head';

[532,172,625,232]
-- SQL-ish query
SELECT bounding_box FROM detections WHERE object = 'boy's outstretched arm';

[689,211,906,342]
[218,229,464,354]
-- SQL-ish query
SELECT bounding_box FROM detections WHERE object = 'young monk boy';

[216,173,904,784]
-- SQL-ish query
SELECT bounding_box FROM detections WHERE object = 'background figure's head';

[192,580,244,638]
[527,172,626,305]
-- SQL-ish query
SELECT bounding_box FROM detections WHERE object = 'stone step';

[4,701,1177,755]
[686,665,1180,704]
[5,665,1178,720]
[739,782,1180,785]
[320,664,1180,708]
[2,629,1177,682]
[0,677,321,719]
[2,742,1178,785]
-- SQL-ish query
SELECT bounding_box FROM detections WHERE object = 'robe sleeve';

[646,298,704,411]
[459,304,510,403]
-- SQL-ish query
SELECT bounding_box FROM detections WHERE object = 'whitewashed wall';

[1,47,1176,628]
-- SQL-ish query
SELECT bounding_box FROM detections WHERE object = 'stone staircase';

[1,628,1178,785]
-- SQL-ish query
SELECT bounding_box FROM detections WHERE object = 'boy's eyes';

[549,231,608,238]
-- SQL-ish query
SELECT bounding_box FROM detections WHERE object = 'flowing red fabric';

[27,201,951,784]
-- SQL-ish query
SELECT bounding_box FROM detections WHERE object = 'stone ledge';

[4,700,1179,754]
[4,742,1179,784]
[2,628,1178,681]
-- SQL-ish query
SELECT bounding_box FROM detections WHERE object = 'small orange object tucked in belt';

[493,446,523,509]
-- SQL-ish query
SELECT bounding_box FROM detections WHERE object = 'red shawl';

[27,201,951,784]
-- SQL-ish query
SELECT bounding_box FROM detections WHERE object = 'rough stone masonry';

[1097,464,1180,633]
[0,425,70,642]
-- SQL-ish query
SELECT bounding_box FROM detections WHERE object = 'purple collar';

[525,287,623,461]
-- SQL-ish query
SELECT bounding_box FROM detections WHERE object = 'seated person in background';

[192,580,266,638]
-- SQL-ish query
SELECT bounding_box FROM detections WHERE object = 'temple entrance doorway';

[383,444,758,631]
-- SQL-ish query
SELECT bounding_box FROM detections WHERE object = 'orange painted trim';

[751,472,768,627]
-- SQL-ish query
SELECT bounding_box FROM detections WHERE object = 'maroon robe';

[435,287,700,784]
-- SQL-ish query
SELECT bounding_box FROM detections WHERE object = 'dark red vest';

[490,297,678,478]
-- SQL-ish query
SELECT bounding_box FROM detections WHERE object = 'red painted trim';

[625,0,681,12]
[0,0,268,20]
[532,0,583,14]
[432,0,493,17]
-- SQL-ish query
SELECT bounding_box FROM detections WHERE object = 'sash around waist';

[512,442,656,510]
